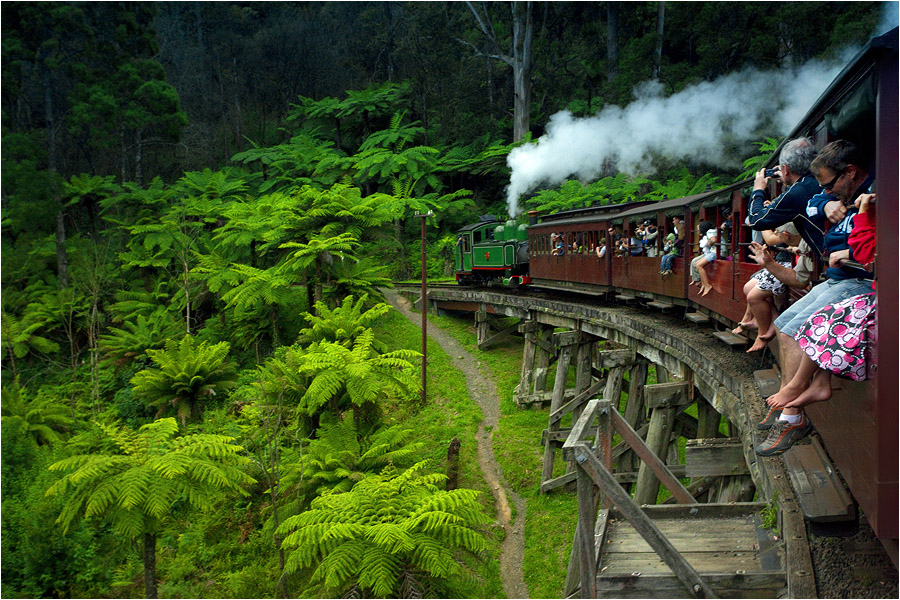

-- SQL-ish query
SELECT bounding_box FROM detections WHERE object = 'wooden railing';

[563,398,718,599]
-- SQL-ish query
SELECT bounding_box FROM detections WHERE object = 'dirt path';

[384,290,529,599]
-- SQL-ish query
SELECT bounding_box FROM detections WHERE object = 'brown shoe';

[755,414,812,456]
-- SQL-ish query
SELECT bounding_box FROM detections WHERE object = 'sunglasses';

[821,169,844,191]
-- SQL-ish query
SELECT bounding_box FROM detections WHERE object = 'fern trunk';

[143,532,158,599]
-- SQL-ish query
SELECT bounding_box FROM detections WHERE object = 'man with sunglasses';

[755,139,875,456]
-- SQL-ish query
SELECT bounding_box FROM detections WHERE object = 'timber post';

[540,330,580,489]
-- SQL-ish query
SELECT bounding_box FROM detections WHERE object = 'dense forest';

[1,2,890,598]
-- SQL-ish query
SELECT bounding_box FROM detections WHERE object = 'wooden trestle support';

[515,323,782,598]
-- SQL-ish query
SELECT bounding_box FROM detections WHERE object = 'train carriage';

[767,26,897,542]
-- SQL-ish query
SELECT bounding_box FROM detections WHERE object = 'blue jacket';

[814,176,875,281]
[747,175,825,256]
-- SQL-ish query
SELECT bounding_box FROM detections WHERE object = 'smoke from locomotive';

[505,53,856,217]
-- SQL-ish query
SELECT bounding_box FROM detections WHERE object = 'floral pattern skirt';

[751,261,792,295]
[794,292,876,381]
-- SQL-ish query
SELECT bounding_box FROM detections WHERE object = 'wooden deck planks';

[597,506,785,598]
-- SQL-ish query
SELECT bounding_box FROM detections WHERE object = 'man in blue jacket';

[746,137,825,255]
[756,140,875,456]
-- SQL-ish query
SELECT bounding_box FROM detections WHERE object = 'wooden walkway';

[595,504,785,598]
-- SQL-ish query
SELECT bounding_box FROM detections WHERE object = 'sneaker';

[755,415,812,456]
[756,406,783,430]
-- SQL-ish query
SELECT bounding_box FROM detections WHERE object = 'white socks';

[778,412,803,424]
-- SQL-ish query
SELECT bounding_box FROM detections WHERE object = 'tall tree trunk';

[652,1,665,80]
[606,2,619,83]
[44,64,68,288]
[383,2,396,81]
[89,300,101,416]
[313,257,323,305]
[510,1,534,143]
[56,211,69,288]
[120,125,128,184]
[135,128,144,186]
[465,1,533,141]
[183,258,191,333]
[143,532,158,599]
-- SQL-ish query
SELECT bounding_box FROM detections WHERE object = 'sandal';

[731,321,757,335]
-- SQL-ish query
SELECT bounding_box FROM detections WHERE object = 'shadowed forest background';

[1,2,888,598]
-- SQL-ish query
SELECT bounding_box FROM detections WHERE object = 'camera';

[764,168,780,178]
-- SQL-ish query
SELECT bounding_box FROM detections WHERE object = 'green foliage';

[99,307,183,368]
[231,133,339,194]
[278,461,487,598]
[43,415,256,599]
[1,378,77,446]
[296,294,392,348]
[736,137,782,181]
[1,308,61,374]
[3,431,120,598]
[292,415,425,498]
[297,329,421,418]
[130,335,238,425]
[760,491,780,535]
[525,173,652,213]
[325,258,393,305]
[648,170,723,200]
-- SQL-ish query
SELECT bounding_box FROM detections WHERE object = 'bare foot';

[732,321,758,335]
[700,285,712,296]
[765,382,808,408]
[746,323,777,352]
[785,371,833,408]
[746,336,770,352]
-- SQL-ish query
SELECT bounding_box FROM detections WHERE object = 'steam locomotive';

[454,27,897,546]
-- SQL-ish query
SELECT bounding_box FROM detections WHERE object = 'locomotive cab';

[455,216,530,286]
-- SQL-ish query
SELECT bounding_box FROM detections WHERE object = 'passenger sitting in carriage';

[756,140,876,456]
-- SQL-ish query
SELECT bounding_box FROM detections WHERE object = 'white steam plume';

[877,1,899,36]
[506,52,858,217]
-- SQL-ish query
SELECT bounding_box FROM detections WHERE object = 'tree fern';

[1,309,61,377]
[296,294,392,348]
[1,378,76,445]
[277,461,487,598]
[45,417,255,598]
[735,136,782,181]
[130,335,238,426]
[296,329,420,418]
[99,308,182,367]
[284,415,425,500]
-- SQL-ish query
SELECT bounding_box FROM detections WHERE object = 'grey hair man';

[746,137,825,255]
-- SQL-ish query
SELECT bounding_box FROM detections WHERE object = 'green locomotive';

[453,216,530,287]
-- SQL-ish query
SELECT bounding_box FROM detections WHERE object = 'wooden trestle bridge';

[397,284,856,598]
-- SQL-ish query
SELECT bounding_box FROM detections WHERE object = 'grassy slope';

[421,311,578,599]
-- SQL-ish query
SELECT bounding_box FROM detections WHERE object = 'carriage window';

[473,230,482,244]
